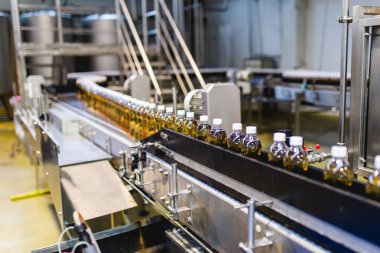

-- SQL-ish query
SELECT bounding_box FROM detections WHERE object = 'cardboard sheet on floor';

[60,160,136,221]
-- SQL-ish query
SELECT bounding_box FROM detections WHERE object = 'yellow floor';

[0,121,60,253]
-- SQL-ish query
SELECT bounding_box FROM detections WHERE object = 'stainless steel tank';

[0,12,12,94]
[82,14,120,71]
[20,10,72,80]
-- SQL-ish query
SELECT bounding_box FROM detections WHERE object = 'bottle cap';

[289,136,303,146]
[166,107,173,113]
[157,105,165,111]
[375,155,380,170]
[246,126,257,134]
[200,115,208,122]
[177,110,185,116]
[149,103,156,109]
[232,123,242,131]
[213,118,222,125]
[186,112,194,118]
[274,132,286,142]
[331,145,347,158]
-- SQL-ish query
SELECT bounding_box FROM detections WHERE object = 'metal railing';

[116,0,206,98]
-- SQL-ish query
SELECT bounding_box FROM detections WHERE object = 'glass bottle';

[366,155,380,194]
[206,118,227,147]
[324,145,353,186]
[163,107,175,130]
[174,110,186,132]
[241,126,262,157]
[196,115,211,141]
[140,102,149,139]
[283,136,308,171]
[147,103,157,136]
[227,123,245,153]
[268,132,288,165]
[183,112,198,137]
[156,105,166,130]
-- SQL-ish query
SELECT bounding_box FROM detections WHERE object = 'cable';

[57,226,74,253]
[71,241,91,253]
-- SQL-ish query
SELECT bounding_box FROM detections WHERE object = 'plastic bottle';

[163,107,175,130]
[140,102,149,139]
[324,145,353,186]
[183,112,198,137]
[196,115,211,141]
[227,123,245,152]
[147,103,157,136]
[206,118,227,147]
[283,136,308,171]
[241,126,262,157]
[174,110,186,132]
[129,100,137,138]
[366,155,380,194]
[268,132,288,165]
[156,105,166,130]
[133,101,143,140]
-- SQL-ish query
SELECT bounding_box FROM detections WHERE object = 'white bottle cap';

[375,155,380,170]
[177,110,185,116]
[200,115,208,122]
[232,123,242,131]
[157,105,165,111]
[186,112,194,118]
[213,118,222,125]
[149,103,156,109]
[289,136,303,146]
[246,126,257,134]
[274,132,286,142]
[331,145,347,158]
[166,107,173,113]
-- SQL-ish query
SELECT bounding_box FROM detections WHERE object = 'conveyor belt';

[145,130,380,248]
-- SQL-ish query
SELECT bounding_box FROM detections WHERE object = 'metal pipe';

[338,0,350,144]
[119,0,162,97]
[172,86,177,113]
[55,0,64,44]
[171,163,179,220]
[158,15,195,91]
[158,0,206,89]
[247,199,255,249]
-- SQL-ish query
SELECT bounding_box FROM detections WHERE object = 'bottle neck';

[212,123,223,129]
[187,117,194,121]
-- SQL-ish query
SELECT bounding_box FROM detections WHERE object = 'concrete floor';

[0,121,61,253]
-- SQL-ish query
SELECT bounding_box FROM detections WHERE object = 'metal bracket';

[339,16,353,23]
[235,199,274,253]
[166,163,192,221]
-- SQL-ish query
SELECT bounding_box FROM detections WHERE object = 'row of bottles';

[77,81,380,194]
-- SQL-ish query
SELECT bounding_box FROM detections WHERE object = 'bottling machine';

[8,1,380,253]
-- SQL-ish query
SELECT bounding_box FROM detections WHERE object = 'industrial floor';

[0,121,61,253]
[0,106,339,252]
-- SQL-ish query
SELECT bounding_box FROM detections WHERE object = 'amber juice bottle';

[366,155,380,194]
[163,107,175,130]
[268,132,288,164]
[183,112,198,138]
[196,115,211,141]
[227,123,245,153]
[324,145,353,186]
[283,136,308,171]
[147,103,157,136]
[174,110,186,132]
[206,118,227,147]
[241,126,262,157]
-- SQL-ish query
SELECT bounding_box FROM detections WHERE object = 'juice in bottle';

[147,103,157,136]
[206,118,227,147]
[163,107,175,130]
[183,112,198,138]
[156,105,166,130]
[268,132,288,165]
[227,123,245,152]
[324,145,353,186]
[140,102,149,139]
[366,155,380,194]
[241,126,262,157]
[133,101,143,140]
[283,136,308,171]
[196,115,211,141]
[129,100,137,138]
[174,110,186,132]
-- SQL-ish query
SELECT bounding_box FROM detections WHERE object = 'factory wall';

[203,0,380,71]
